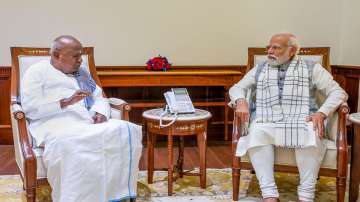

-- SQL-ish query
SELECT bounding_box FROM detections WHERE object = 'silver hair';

[288,35,300,55]
[271,33,301,55]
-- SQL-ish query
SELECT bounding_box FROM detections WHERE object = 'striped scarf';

[256,57,310,147]
[73,69,97,110]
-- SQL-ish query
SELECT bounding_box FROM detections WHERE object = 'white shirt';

[229,63,348,117]
[21,60,110,146]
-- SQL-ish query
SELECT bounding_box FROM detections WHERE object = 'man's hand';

[305,112,326,139]
[60,90,91,109]
[93,112,107,124]
[235,99,249,122]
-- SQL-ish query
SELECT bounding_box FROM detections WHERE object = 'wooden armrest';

[337,102,349,145]
[10,103,37,184]
[232,111,241,143]
[11,103,25,120]
[337,102,350,115]
[11,104,34,157]
[232,109,243,167]
[108,97,126,106]
[108,97,131,121]
[336,102,349,180]
[232,109,246,160]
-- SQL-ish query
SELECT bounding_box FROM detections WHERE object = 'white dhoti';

[42,119,142,202]
[235,120,324,157]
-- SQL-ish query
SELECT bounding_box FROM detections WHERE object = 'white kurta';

[229,63,348,157]
[21,60,142,202]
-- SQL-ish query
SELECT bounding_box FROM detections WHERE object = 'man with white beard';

[21,35,142,202]
[229,33,347,202]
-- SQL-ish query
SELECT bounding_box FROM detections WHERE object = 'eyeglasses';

[266,45,288,51]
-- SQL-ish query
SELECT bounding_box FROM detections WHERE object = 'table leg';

[177,136,184,178]
[168,134,174,196]
[197,131,207,189]
[350,125,360,202]
[147,132,155,184]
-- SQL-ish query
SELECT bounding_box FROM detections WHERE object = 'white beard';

[268,58,281,67]
[267,55,290,67]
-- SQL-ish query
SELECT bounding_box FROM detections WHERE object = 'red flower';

[146,55,172,71]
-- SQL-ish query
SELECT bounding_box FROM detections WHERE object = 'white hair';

[288,35,300,55]
[271,33,301,55]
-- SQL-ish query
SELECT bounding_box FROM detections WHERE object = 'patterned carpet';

[0,169,340,202]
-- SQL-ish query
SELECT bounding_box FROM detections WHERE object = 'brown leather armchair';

[231,47,350,202]
[10,47,132,202]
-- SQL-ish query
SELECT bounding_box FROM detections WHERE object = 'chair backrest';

[10,47,101,104]
[246,47,338,141]
[247,47,330,72]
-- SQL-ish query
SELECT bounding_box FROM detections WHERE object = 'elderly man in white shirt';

[21,35,142,202]
[229,33,348,202]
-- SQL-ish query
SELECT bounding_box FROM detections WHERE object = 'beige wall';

[338,0,360,65]
[0,0,355,66]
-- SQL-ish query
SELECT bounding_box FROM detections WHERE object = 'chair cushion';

[108,97,127,120]
[110,107,122,120]
[241,139,337,169]
[33,147,47,179]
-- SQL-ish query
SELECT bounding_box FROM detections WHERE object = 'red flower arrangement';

[146,55,172,71]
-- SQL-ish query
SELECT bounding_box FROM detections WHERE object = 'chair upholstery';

[10,47,131,202]
[232,47,349,202]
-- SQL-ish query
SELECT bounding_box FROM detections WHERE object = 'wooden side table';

[349,113,360,202]
[142,108,212,196]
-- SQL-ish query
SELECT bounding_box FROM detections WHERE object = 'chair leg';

[336,176,346,202]
[232,167,241,201]
[232,134,242,202]
[147,132,155,184]
[25,187,36,202]
[197,132,207,189]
